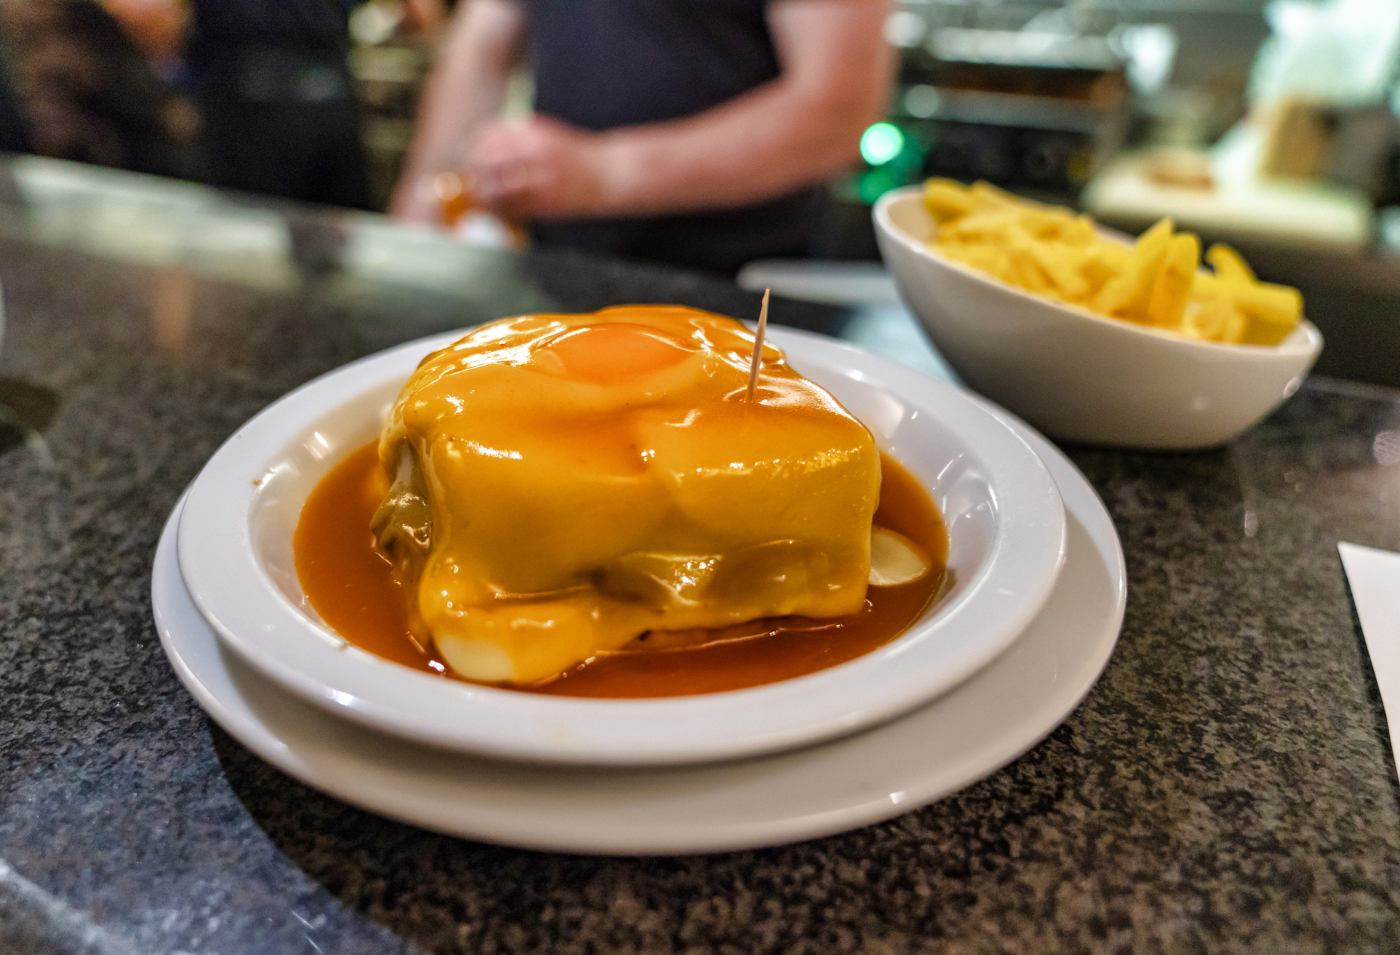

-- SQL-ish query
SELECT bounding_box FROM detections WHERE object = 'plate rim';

[174,325,1067,766]
[151,410,1125,854]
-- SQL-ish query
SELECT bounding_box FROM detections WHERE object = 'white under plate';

[152,415,1124,855]
[174,326,1066,766]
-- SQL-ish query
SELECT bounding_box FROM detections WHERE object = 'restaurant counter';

[1,156,1397,953]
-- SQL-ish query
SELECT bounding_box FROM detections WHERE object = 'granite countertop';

[1,157,1398,954]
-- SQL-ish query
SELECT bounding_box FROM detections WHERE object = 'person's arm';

[400,0,448,35]
[389,0,524,222]
[470,0,892,221]
[101,0,189,62]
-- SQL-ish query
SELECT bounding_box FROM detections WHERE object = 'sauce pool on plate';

[293,442,948,698]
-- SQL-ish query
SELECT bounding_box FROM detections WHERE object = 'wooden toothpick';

[746,288,770,402]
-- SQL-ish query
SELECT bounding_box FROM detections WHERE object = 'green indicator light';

[860,122,905,167]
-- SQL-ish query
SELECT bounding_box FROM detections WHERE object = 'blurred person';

[0,0,187,175]
[0,49,29,155]
[391,0,892,272]
[400,0,448,35]
[103,0,188,65]
[184,0,372,208]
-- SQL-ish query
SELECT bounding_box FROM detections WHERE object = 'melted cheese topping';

[374,306,881,685]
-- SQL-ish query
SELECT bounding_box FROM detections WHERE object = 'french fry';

[1147,233,1201,329]
[921,180,1304,346]
[1233,282,1303,328]
[1094,218,1174,321]
[1078,245,1129,296]
[922,179,976,223]
[942,211,1026,244]
[1205,243,1256,284]
[1062,215,1099,246]
[969,180,1025,209]
[1006,238,1051,294]
[1025,238,1089,300]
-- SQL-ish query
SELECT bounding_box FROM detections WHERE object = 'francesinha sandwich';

[371,306,884,686]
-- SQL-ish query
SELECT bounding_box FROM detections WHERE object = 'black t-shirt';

[522,0,822,273]
[189,0,354,55]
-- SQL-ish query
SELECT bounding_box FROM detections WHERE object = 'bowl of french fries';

[874,180,1323,449]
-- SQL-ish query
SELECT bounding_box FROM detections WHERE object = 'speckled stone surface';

[2,159,1399,954]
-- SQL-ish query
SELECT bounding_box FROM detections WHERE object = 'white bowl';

[874,186,1324,449]
[175,326,1066,767]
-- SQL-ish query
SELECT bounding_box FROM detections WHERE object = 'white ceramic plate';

[176,327,1066,766]
[152,413,1124,854]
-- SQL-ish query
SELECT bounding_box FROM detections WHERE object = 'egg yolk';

[535,323,692,385]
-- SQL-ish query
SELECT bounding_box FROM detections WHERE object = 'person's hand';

[469,116,618,221]
[388,173,443,226]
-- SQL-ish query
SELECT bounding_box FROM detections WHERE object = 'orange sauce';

[293,442,948,697]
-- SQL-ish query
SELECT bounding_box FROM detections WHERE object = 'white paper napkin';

[1339,542,1400,776]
